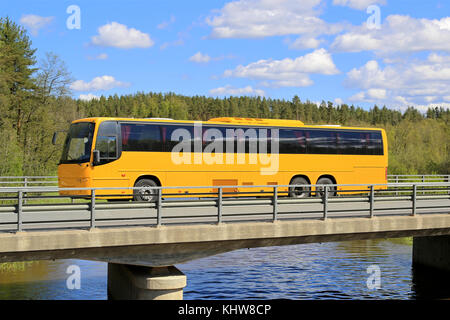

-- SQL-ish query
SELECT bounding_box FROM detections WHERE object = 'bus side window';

[96,136,117,161]
[163,125,194,152]
[141,124,162,151]
[222,126,258,154]
[121,123,162,152]
[361,133,370,155]
[307,130,337,154]
[339,131,362,155]
[202,126,225,154]
[368,131,383,155]
[279,129,306,154]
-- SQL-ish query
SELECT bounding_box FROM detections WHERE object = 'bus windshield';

[60,122,95,164]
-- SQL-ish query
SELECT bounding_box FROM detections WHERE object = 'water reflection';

[0,238,444,300]
[179,239,414,299]
[0,260,107,300]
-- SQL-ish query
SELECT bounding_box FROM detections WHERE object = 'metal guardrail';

[387,175,450,183]
[0,182,449,233]
[0,176,57,187]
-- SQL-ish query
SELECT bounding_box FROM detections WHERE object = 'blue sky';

[2,0,450,111]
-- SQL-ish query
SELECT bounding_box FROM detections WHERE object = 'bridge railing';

[0,182,449,232]
[1,175,448,186]
[387,175,450,183]
[0,176,58,187]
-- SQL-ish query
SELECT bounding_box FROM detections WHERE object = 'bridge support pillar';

[107,263,187,300]
[412,235,450,299]
[413,235,450,272]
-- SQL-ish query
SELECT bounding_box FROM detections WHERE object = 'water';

[0,238,444,300]
[0,260,107,300]
[180,239,414,300]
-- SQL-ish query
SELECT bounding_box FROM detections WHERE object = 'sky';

[2,0,450,111]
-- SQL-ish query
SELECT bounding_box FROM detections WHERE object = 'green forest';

[0,17,449,177]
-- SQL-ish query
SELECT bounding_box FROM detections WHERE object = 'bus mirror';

[93,150,100,165]
[52,132,57,145]
[52,130,67,145]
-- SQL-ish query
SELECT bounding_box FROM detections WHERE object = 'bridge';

[0,177,449,299]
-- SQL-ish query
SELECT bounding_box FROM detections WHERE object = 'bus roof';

[72,117,384,131]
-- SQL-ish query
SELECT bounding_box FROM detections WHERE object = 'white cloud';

[87,53,108,60]
[188,52,234,64]
[91,22,154,49]
[159,30,189,50]
[78,93,101,101]
[70,76,131,92]
[224,49,339,87]
[19,14,54,36]
[189,52,211,63]
[345,54,450,108]
[366,88,387,100]
[206,0,344,39]
[332,0,386,10]
[285,35,324,50]
[332,15,450,54]
[209,85,265,97]
[334,98,344,105]
[157,15,176,29]
[160,38,184,50]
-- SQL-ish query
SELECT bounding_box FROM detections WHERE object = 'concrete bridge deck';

[1,212,449,266]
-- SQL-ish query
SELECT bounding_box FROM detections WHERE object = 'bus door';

[92,121,128,197]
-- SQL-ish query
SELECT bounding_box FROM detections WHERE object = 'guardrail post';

[412,184,417,216]
[17,190,23,232]
[395,176,399,195]
[422,175,425,195]
[23,177,28,205]
[323,186,328,220]
[90,189,96,229]
[217,187,223,224]
[273,186,278,222]
[156,188,162,227]
[369,185,374,218]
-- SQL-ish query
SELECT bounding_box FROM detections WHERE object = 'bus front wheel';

[133,179,158,202]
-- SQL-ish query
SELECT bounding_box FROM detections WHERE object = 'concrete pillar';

[413,235,450,272]
[107,263,187,300]
[412,235,450,299]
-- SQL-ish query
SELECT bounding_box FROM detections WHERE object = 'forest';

[0,17,449,177]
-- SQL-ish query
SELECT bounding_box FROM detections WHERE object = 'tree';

[0,17,37,137]
[20,53,73,175]
[35,52,73,100]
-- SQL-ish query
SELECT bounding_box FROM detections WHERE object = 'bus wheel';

[289,177,311,198]
[316,177,335,198]
[133,179,158,202]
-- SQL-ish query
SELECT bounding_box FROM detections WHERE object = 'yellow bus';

[56,117,388,200]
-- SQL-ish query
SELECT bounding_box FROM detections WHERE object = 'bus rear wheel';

[133,179,158,202]
[316,177,336,198]
[289,177,311,198]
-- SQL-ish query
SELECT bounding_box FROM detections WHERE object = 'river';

[0,238,447,300]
